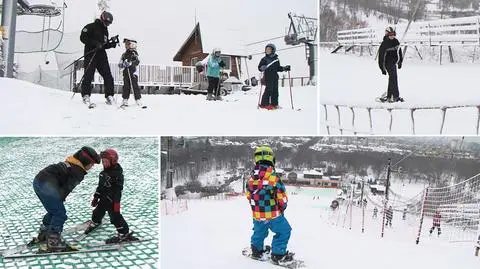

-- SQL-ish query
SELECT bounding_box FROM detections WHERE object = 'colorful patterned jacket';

[245,164,288,221]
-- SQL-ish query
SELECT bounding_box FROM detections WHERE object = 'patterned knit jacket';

[245,164,288,221]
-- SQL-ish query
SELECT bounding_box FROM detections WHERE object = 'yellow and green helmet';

[254,145,275,165]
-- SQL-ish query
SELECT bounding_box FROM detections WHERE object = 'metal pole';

[361,179,365,233]
[381,158,391,238]
[1,0,18,78]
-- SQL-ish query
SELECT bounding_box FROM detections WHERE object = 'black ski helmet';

[100,148,119,166]
[100,11,113,25]
[265,43,276,54]
[73,146,100,166]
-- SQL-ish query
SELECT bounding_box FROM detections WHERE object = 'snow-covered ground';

[0,137,159,269]
[0,78,317,135]
[319,49,480,135]
[161,185,479,269]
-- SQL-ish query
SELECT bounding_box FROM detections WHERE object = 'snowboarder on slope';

[33,146,100,252]
[246,146,293,266]
[258,43,291,109]
[429,210,441,236]
[119,38,143,108]
[84,148,139,244]
[378,26,404,103]
[80,11,118,106]
[205,48,226,101]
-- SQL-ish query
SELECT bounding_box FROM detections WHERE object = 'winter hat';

[265,43,276,54]
[385,26,396,36]
[254,145,275,165]
[100,148,119,166]
[100,11,113,25]
[73,146,101,167]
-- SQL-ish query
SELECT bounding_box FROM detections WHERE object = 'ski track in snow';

[161,187,479,269]
[319,50,480,135]
[0,78,317,135]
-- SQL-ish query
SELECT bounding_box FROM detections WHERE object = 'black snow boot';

[43,232,79,253]
[105,231,139,244]
[36,224,48,242]
[251,244,271,260]
[271,251,295,266]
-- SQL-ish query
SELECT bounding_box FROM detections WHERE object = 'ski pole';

[71,50,98,99]
[64,47,98,70]
[257,73,264,108]
[288,71,294,110]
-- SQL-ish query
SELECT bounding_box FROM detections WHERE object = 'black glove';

[219,61,226,68]
[381,69,387,75]
[104,42,116,50]
[398,63,402,69]
[283,65,291,71]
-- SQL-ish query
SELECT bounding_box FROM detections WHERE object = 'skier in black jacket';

[84,149,139,244]
[33,146,100,252]
[118,38,143,107]
[80,11,118,106]
[378,27,404,103]
[258,43,291,110]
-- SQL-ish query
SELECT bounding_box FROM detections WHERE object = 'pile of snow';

[0,78,317,135]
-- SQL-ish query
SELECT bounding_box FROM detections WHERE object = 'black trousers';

[429,224,441,235]
[261,76,279,106]
[81,51,114,98]
[207,76,220,95]
[122,68,142,100]
[386,64,399,99]
[91,198,129,234]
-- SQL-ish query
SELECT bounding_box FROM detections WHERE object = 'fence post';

[476,106,480,135]
[440,107,447,134]
[349,107,356,135]
[367,107,373,134]
[387,109,393,133]
[324,105,330,135]
[335,105,342,135]
[410,108,416,135]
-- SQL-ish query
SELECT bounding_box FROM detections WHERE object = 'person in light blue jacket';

[206,48,226,101]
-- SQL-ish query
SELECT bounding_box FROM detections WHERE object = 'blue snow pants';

[251,215,292,255]
[33,178,67,233]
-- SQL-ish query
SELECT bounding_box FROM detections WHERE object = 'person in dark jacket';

[84,149,139,244]
[258,44,290,110]
[378,27,404,103]
[119,38,143,107]
[33,146,100,252]
[80,11,118,106]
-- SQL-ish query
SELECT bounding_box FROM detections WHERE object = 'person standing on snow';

[258,44,290,110]
[429,210,441,236]
[33,146,100,252]
[205,48,226,101]
[84,149,139,244]
[119,38,144,108]
[378,26,404,103]
[245,146,294,266]
[80,11,118,106]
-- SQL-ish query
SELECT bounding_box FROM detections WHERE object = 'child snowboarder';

[119,38,144,108]
[205,48,226,101]
[373,207,378,219]
[33,146,100,252]
[385,206,393,227]
[84,148,139,244]
[378,26,404,103]
[245,146,293,266]
[258,43,290,110]
[429,210,441,236]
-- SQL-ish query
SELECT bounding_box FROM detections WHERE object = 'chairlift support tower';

[284,12,317,84]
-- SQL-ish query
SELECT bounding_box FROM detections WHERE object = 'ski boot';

[84,221,101,234]
[105,95,114,105]
[251,245,271,260]
[271,251,295,266]
[105,231,139,244]
[82,95,91,105]
[135,99,143,107]
[215,95,223,101]
[36,224,48,242]
[40,232,79,253]
[121,99,129,107]
[379,96,389,103]
[206,93,214,101]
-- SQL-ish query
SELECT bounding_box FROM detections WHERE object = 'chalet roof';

[173,22,247,61]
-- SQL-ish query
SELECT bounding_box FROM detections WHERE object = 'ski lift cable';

[249,45,305,56]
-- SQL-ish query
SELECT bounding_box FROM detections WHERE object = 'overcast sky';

[15,0,317,77]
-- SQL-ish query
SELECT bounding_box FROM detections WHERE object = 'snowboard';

[241,246,305,269]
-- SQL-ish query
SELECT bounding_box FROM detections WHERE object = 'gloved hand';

[397,63,402,69]
[91,196,99,207]
[381,69,387,75]
[124,60,132,68]
[283,65,291,71]
[259,65,267,72]
[219,61,226,68]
